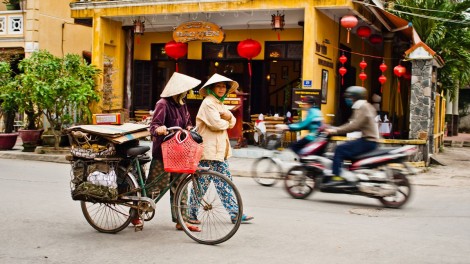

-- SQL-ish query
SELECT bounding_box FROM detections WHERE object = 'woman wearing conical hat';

[188,73,254,224]
[133,72,202,232]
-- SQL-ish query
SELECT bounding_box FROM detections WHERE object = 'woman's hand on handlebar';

[156,125,168,135]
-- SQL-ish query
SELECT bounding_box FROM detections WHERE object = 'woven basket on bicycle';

[161,129,203,173]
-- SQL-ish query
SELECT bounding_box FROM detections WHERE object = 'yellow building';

[68,0,444,154]
[0,0,91,59]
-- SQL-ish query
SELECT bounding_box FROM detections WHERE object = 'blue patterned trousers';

[189,160,239,219]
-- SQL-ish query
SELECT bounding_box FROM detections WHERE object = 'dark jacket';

[149,98,192,159]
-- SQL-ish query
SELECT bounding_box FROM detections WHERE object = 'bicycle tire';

[251,157,283,187]
[175,170,243,245]
[284,165,316,199]
[81,166,140,233]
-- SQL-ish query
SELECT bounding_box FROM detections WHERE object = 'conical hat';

[199,73,239,97]
[160,72,201,97]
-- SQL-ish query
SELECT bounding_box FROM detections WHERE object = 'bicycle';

[251,130,296,186]
[68,126,243,245]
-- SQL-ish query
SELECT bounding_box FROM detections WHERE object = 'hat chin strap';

[207,89,227,102]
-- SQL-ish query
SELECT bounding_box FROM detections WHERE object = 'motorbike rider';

[324,86,379,186]
[276,95,324,156]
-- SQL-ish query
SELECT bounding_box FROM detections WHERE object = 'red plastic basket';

[161,130,204,173]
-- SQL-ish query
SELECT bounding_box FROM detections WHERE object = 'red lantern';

[380,62,388,73]
[341,15,358,43]
[339,66,347,85]
[357,26,371,38]
[165,41,188,72]
[359,72,367,82]
[339,55,347,64]
[369,34,383,45]
[379,75,387,93]
[359,59,367,70]
[237,39,262,77]
[394,65,406,77]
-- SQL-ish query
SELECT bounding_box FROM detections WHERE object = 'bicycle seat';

[127,146,150,157]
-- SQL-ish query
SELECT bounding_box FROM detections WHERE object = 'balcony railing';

[0,10,24,36]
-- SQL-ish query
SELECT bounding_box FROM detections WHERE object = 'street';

[0,154,470,264]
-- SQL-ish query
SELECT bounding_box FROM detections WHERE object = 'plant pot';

[0,133,18,150]
[18,129,44,152]
[5,4,20,10]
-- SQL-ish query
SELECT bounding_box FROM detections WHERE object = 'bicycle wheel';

[81,167,140,233]
[251,157,283,186]
[175,170,243,245]
[284,165,316,199]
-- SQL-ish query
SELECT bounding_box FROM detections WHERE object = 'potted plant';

[2,0,20,10]
[0,61,19,150]
[17,50,100,149]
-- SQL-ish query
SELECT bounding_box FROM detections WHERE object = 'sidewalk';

[443,132,470,147]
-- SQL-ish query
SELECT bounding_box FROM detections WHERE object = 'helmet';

[299,96,318,107]
[344,86,367,101]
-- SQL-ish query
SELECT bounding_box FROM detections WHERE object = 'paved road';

[0,157,469,264]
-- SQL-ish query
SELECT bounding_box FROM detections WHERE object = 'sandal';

[188,219,201,225]
[231,214,254,224]
[175,222,202,232]
[131,218,143,227]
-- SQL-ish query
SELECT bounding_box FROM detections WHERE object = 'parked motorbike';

[284,134,418,208]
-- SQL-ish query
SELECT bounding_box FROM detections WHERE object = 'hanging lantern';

[237,39,262,77]
[359,59,367,70]
[369,34,383,45]
[359,72,367,86]
[164,40,188,72]
[379,75,387,93]
[393,64,406,93]
[339,66,347,85]
[357,26,371,51]
[271,11,285,40]
[393,65,406,77]
[133,19,145,35]
[380,62,388,73]
[340,15,358,43]
[339,54,347,64]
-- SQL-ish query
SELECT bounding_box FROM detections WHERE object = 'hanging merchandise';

[237,39,262,77]
[340,15,358,43]
[339,54,347,65]
[359,59,367,70]
[359,72,367,86]
[356,26,371,51]
[271,11,285,41]
[164,40,188,72]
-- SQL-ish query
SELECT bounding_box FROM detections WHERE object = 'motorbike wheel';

[284,165,316,199]
[379,171,412,208]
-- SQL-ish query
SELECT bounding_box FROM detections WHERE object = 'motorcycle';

[284,134,418,208]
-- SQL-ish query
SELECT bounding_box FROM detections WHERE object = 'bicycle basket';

[161,130,204,173]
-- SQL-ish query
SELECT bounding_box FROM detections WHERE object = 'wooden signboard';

[173,21,225,43]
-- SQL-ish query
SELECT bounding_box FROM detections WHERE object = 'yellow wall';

[37,0,92,57]
[133,28,304,61]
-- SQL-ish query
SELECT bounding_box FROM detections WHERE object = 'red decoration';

[359,72,367,86]
[339,55,347,64]
[165,41,188,72]
[339,67,347,85]
[379,75,387,84]
[380,62,388,73]
[394,65,406,77]
[369,34,383,45]
[359,59,367,70]
[357,26,371,38]
[237,39,262,77]
[340,15,358,43]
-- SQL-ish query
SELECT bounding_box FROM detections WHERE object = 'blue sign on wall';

[303,80,312,87]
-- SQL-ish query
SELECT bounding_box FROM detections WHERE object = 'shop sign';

[291,88,321,109]
[173,21,224,43]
